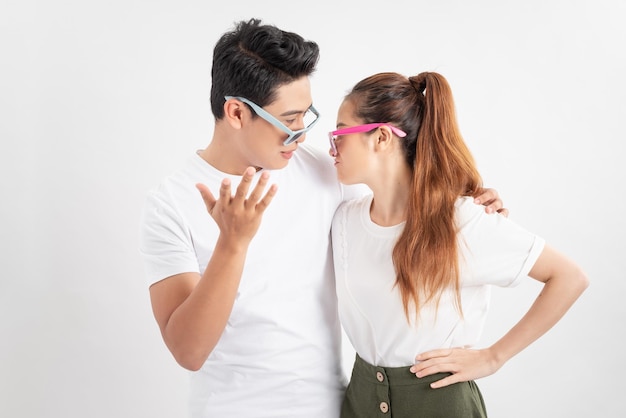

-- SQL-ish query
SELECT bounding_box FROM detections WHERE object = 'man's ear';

[223,99,244,129]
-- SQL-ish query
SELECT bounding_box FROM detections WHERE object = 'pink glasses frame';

[328,123,407,154]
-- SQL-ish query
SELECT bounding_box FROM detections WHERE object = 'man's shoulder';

[294,143,334,169]
[155,153,220,189]
[284,144,337,187]
[143,154,212,211]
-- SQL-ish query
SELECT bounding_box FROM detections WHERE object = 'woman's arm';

[410,245,589,388]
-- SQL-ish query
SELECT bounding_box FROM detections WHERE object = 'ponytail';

[393,72,482,322]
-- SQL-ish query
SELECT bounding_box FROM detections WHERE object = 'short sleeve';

[456,197,546,288]
[139,189,200,286]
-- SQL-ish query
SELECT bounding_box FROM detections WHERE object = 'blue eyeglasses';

[225,96,320,145]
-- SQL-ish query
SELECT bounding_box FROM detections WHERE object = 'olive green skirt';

[341,354,488,418]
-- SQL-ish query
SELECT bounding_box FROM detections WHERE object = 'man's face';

[239,77,315,170]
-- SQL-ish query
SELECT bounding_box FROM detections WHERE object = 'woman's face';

[329,99,378,185]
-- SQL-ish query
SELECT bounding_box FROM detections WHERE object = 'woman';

[329,71,588,417]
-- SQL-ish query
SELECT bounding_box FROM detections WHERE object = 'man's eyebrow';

[278,104,313,117]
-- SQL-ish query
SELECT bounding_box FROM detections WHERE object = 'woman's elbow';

[575,267,590,294]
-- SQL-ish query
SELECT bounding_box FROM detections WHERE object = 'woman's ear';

[374,125,394,152]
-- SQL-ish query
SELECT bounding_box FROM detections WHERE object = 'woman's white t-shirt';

[332,194,545,367]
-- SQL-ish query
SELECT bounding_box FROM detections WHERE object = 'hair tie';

[409,73,427,97]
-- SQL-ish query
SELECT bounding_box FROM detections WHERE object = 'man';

[139,18,505,417]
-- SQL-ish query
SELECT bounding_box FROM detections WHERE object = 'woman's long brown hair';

[346,72,483,322]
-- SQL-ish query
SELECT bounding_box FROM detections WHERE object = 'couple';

[139,18,588,418]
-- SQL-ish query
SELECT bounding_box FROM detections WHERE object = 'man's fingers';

[198,168,276,219]
[474,187,497,204]
[243,170,277,214]
[246,171,271,206]
[255,184,278,213]
[217,178,233,204]
[474,188,507,214]
[233,167,256,202]
[196,183,217,212]
[246,171,277,213]
[475,196,507,216]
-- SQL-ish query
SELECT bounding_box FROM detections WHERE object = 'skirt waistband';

[351,353,452,386]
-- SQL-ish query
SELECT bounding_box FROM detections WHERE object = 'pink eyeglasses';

[328,123,407,155]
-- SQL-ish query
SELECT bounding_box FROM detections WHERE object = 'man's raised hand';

[196,167,277,246]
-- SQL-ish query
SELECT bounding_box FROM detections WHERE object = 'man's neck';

[198,136,258,175]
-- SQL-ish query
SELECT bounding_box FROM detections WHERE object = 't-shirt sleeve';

[139,189,201,286]
[456,198,546,288]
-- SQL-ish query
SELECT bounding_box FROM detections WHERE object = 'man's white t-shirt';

[140,145,365,417]
[332,194,545,367]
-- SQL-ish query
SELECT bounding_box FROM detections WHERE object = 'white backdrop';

[1,1,624,417]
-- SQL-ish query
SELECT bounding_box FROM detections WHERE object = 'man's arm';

[149,168,277,371]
